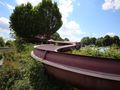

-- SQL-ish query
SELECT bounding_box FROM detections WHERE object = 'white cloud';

[58,0,73,20]
[0,1,14,12]
[58,21,85,41]
[57,0,83,41]
[77,3,80,6]
[0,17,10,39]
[6,4,14,10]
[16,0,42,6]
[102,0,120,10]
[106,32,116,36]
[0,17,9,29]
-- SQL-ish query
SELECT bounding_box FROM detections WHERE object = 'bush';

[0,53,2,60]
[30,61,74,90]
[68,45,120,59]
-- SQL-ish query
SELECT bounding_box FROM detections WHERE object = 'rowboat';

[31,42,120,90]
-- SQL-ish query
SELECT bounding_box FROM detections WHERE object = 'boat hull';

[45,65,120,90]
[31,44,120,90]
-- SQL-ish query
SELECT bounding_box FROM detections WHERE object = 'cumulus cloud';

[57,0,84,41]
[106,32,116,36]
[0,1,14,11]
[77,3,80,6]
[102,0,120,10]
[0,17,10,39]
[6,4,14,10]
[0,17,9,29]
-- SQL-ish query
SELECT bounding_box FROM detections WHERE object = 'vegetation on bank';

[68,44,120,59]
[0,41,77,90]
[0,53,2,60]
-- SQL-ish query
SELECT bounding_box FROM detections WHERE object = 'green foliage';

[0,66,22,90]
[81,35,120,47]
[0,43,77,90]
[90,37,96,45]
[10,3,34,38]
[96,37,104,46]
[103,35,112,46]
[81,37,90,45]
[5,40,15,47]
[10,0,62,41]
[35,0,62,39]
[51,32,63,41]
[64,38,69,41]
[0,44,34,90]
[103,44,120,59]
[68,45,120,59]
[30,62,74,90]
[11,79,32,90]
[0,53,2,60]
[0,37,5,47]
[112,35,120,45]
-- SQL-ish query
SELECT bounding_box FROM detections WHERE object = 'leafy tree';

[0,37,5,47]
[64,38,69,41]
[10,0,62,42]
[81,37,90,45]
[34,0,62,39]
[103,35,112,46]
[5,40,14,47]
[112,35,120,45]
[90,37,96,45]
[10,3,34,39]
[96,37,104,46]
[51,32,63,41]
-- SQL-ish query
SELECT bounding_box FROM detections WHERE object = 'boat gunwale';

[31,51,120,81]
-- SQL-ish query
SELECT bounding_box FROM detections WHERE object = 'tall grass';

[68,44,120,59]
[0,43,77,90]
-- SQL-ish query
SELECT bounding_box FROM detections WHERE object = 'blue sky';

[0,0,120,41]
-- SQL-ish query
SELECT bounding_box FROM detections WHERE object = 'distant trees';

[81,37,90,45]
[112,36,120,45]
[51,32,63,41]
[0,37,5,47]
[81,35,120,47]
[5,40,14,47]
[10,0,62,42]
[64,38,69,41]
[96,37,104,46]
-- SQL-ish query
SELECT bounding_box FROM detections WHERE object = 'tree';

[10,3,34,39]
[103,35,112,46]
[90,37,96,45]
[0,37,5,47]
[96,37,104,46]
[35,0,62,39]
[5,40,14,47]
[112,36,120,45]
[51,32,63,41]
[10,0,62,42]
[81,37,90,45]
[64,38,69,41]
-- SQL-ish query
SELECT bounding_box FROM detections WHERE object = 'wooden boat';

[31,42,120,90]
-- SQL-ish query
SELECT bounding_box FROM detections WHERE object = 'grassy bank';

[67,44,120,59]
[0,44,78,90]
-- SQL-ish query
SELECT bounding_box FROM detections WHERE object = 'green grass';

[67,44,120,59]
[0,43,78,90]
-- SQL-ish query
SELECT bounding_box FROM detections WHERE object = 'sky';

[0,0,120,41]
